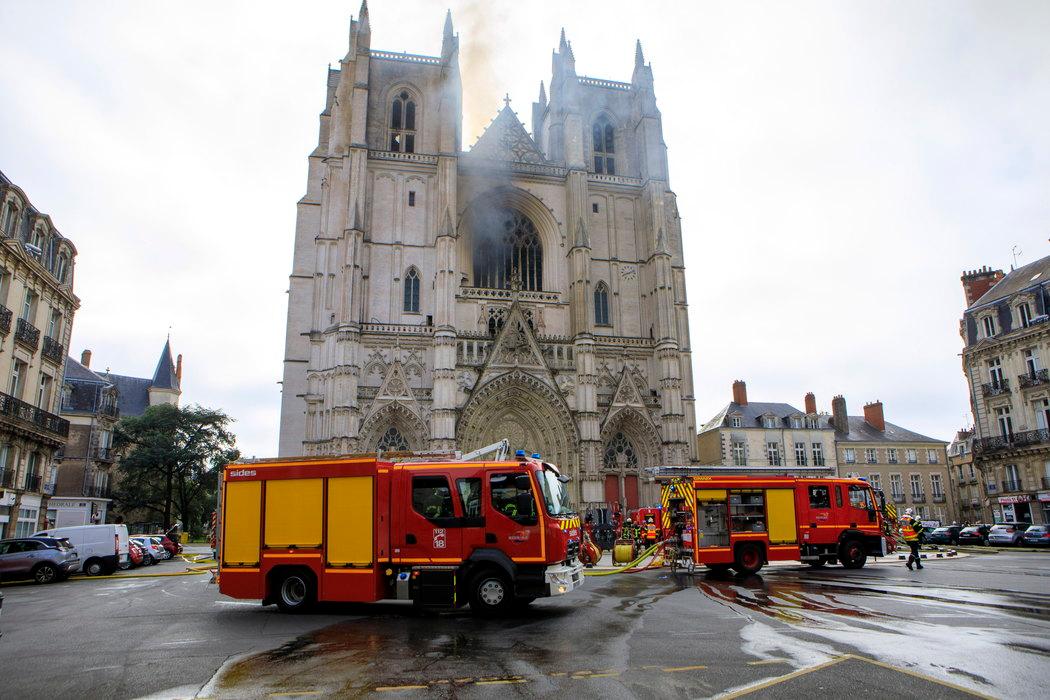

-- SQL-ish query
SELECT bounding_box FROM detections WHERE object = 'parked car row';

[0,525,184,585]
[927,523,1050,547]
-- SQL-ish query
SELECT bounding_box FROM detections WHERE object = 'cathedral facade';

[279,3,697,507]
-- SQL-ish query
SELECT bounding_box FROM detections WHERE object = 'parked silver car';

[0,537,80,584]
[987,523,1025,546]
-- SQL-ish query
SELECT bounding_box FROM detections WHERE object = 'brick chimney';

[732,380,748,406]
[176,354,183,383]
[804,392,816,414]
[961,265,1004,307]
[81,349,92,368]
[831,395,848,433]
[863,400,885,432]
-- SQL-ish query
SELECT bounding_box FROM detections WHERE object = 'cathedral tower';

[279,4,697,507]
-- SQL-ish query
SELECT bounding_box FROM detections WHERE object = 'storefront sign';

[1038,491,1050,503]
[998,495,1031,504]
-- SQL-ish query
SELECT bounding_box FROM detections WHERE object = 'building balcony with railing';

[0,468,14,489]
[92,446,114,462]
[14,317,40,351]
[911,493,926,503]
[22,473,41,492]
[1019,369,1050,389]
[41,335,64,364]
[932,494,946,503]
[84,484,111,499]
[0,305,11,335]
[1002,479,1024,493]
[892,493,905,504]
[0,390,70,440]
[974,429,1050,455]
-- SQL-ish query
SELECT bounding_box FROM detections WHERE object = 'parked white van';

[32,524,129,575]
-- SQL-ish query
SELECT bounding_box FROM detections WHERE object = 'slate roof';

[699,401,833,433]
[98,373,153,417]
[836,416,944,445]
[63,356,108,384]
[151,339,179,390]
[968,255,1050,311]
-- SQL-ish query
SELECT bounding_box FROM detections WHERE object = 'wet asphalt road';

[1,551,1048,699]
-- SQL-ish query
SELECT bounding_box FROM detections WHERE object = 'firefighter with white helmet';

[899,507,924,570]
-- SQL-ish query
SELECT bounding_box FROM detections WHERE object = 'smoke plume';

[459,1,504,147]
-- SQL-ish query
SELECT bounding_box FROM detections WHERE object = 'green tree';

[113,404,239,535]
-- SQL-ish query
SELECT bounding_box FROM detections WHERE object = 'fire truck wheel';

[469,570,513,616]
[275,569,316,613]
[838,538,867,569]
[732,543,764,575]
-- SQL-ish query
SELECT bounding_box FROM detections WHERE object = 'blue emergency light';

[515,449,526,457]
[531,453,541,459]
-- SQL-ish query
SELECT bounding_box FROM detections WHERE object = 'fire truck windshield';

[539,467,573,516]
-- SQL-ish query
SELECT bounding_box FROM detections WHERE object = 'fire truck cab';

[218,454,584,615]
[662,475,892,574]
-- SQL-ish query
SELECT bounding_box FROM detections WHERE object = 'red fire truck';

[660,474,893,574]
[218,453,583,614]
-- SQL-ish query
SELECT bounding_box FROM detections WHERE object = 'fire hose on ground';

[583,541,665,576]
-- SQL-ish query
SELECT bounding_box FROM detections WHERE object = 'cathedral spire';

[559,28,568,52]
[354,0,371,52]
[635,39,645,68]
[538,80,547,106]
[439,207,455,238]
[441,8,457,60]
[443,8,453,38]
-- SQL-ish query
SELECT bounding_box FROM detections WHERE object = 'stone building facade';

[696,381,838,476]
[831,396,956,524]
[279,4,697,507]
[947,429,984,523]
[961,257,1050,525]
[50,341,182,527]
[0,169,78,538]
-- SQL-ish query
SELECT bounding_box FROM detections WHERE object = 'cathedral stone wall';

[279,7,697,508]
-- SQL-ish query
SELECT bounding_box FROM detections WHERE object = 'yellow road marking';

[474,678,528,685]
[838,654,994,699]
[746,659,790,666]
[267,693,321,698]
[662,665,708,672]
[718,655,850,698]
[375,685,428,692]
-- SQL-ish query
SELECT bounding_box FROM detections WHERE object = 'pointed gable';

[151,339,179,390]
[376,360,415,401]
[466,105,547,164]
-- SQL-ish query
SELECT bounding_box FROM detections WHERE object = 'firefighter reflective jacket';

[900,515,922,542]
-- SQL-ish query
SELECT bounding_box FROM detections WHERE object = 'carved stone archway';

[359,402,430,452]
[457,370,579,481]
[599,406,663,508]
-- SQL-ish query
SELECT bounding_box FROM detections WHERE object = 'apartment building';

[0,170,78,538]
[947,429,985,523]
[831,396,956,524]
[961,258,1050,525]
[696,381,838,475]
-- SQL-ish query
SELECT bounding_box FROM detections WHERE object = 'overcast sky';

[1,1,1047,458]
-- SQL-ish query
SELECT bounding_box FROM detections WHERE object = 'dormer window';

[790,416,802,429]
[592,117,615,174]
[762,416,777,429]
[389,91,416,153]
[1018,301,1032,328]
[981,314,997,338]
[729,415,742,428]
[1,201,17,235]
[56,253,68,284]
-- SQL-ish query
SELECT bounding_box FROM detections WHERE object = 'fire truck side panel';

[222,481,261,566]
[766,489,797,544]
[326,477,374,567]
[264,478,323,548]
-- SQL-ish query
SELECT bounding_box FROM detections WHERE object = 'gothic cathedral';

[279,3,697,507]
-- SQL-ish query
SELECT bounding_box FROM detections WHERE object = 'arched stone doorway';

[600,407,662,510]
[457,370,578,487]
[359,402,429,452]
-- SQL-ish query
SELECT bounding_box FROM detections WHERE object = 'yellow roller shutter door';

[223,481,261,565]
[264,479,323,548]
[326,476,374,567]
[766,489,798,544]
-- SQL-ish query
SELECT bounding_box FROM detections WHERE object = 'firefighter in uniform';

[900,508,924,570]
[644,515,659,547]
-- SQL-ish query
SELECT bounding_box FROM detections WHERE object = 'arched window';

[389,90,417,153]
[472,208,543,291]
[403,267,420,313]
[377,426,409,451]
[592,117,615,175]
[603,432,637,470]
[594,281,610,326]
